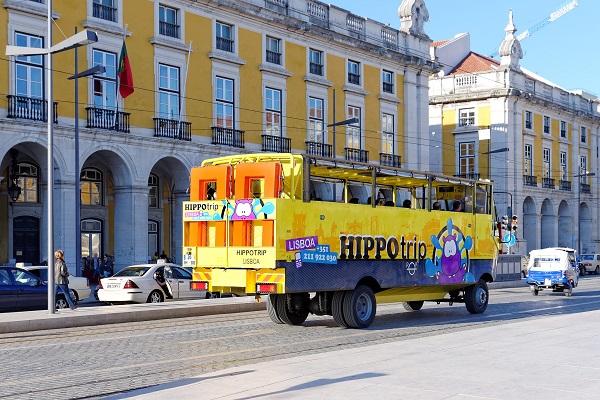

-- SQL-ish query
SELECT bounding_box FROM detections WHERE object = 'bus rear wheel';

[267,294,284,324]
[464,279,488,314]
[275,293,309,325]
[342,285,376,329]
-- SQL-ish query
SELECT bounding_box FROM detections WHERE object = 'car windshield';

[581,255,595,260]
[114,267,150,277]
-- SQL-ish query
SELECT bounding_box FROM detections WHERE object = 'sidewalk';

[0,280,525,334]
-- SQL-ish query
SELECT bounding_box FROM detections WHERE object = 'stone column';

[112,185,149,270]
[52,179,77,274]
[172,190,189,263]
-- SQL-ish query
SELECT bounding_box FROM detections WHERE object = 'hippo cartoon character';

[425,218,475,284]
[231,199,256,220]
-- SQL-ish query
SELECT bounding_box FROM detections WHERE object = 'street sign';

[503,233,516,247]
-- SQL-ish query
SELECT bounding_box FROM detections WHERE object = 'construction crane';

[490,0,578,58]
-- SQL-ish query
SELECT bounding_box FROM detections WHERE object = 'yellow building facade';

[0,0,436,273]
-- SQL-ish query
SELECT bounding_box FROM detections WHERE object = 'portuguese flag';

[117,41,134,98]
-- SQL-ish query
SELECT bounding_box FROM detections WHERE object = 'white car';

[579,254,600,275]
[97,263,206,303]
[22,266,91,302]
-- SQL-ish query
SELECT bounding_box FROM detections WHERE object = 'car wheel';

[55,295,69,309]
[147,290,164,303]
[71,290,80,302]
[403,301,424,311]
[464,279,489,314]
[595,266,600,275]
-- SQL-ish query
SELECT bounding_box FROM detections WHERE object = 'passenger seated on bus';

[349,197,359,204]
[402,199,412,208]
[432,201,442,210]
[452,200,462,212]
[384,200,395,207]
[207,186,216,200]
[367,197,372,205]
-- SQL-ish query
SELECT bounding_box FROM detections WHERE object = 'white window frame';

[148,174,160,208]
[264,87,282,136]
[158,3,180,39]
[346,105,361,149]
[524,144,533,176]
[347,60,361,86]
[525,111,532,130]
[381,113,394,154]
[92,49,117,109]
[215,76,235,129]
[581,126,587,143]
[543,115,550,134]
[215,21,235,53]
[579,155,588,182]
[308,48,324,76]
[308,96,324,142]
[158,64,180,120]
[458,141,475,176]
[560,120,567,138]
[459,108,475,127]
[382,69,393,94]
[543,148,550,179]
[560,151,567,181]
[88,0,123,24]
[265,36,282,66]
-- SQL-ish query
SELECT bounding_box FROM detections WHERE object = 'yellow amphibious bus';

[182,153,501,328]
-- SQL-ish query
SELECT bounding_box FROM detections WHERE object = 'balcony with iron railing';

[524,175,538,187]
[93,2,117,22]
[266,50,281,65]
[153,118,191,141]
[261,134,291,152]
[581,183,591,194]
[382,82,393,94]
[7,95,58,123]
[211,126,244,148]
[542,178,555,189]
[86,107,130,133]
[454,172,480,180]
[379,153,400,167]
[159,21,180,39]
[559,180,571,191]
[216,37,234,52]
[305,141,332,157]
[345,148,368,163]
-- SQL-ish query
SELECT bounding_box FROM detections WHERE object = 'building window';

[265,87,281,136]
[382,70,393,94]
[14,162,38,203]
[93,0,117,22]
[543,116,550,134]
[158,64,180,120]
[14,32,44,109]
[543,148,550,179]
[309,49,323,76]
[525,111,532,130]
[159,4,180,39]
[81,219,102,259]
[215,76,234,128]
[581,126,587,143]
[265,37,281,65]
[80,168,103,206]
[148,174,159,208]
[148,220,159,260]
[381,113,394,154]
[560,121,567,138]
[346,105,361,148]
[524,144,532,176]
[347,60,360,85]
[560,151,567,181]
[92,49,117,109]
[580,155,588,181]
[216,22,234,53]
[308,97,324,142]
[459,142,475,176]
[459,108,475,127]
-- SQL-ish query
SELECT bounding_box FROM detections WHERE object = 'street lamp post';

[6,14,98,313]
[575,172,595,255]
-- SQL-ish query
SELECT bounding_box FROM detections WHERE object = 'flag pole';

[114,24,128,130]
[178,41,192,139]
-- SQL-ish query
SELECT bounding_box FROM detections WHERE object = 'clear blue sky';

[332,0,597,96]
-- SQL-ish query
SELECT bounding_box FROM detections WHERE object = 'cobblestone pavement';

[2,277,600,399]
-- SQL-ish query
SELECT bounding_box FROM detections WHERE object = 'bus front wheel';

[464,279,489,314]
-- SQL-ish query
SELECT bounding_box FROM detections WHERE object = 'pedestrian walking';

[54,250,77,310]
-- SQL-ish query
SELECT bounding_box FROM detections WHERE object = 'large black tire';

[595,266,599,275]
[275,294,309,325]
[55,295,70,309]
[464,279,489,314]
[147,290,164,303]
[342,285,376,329]
[267,294,284,324]
[332,291,348,327]
[403,301,424,311]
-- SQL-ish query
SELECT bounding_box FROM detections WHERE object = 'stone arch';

[540,198,555,249]
[522,196,537,253]
[557,200,573,249]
